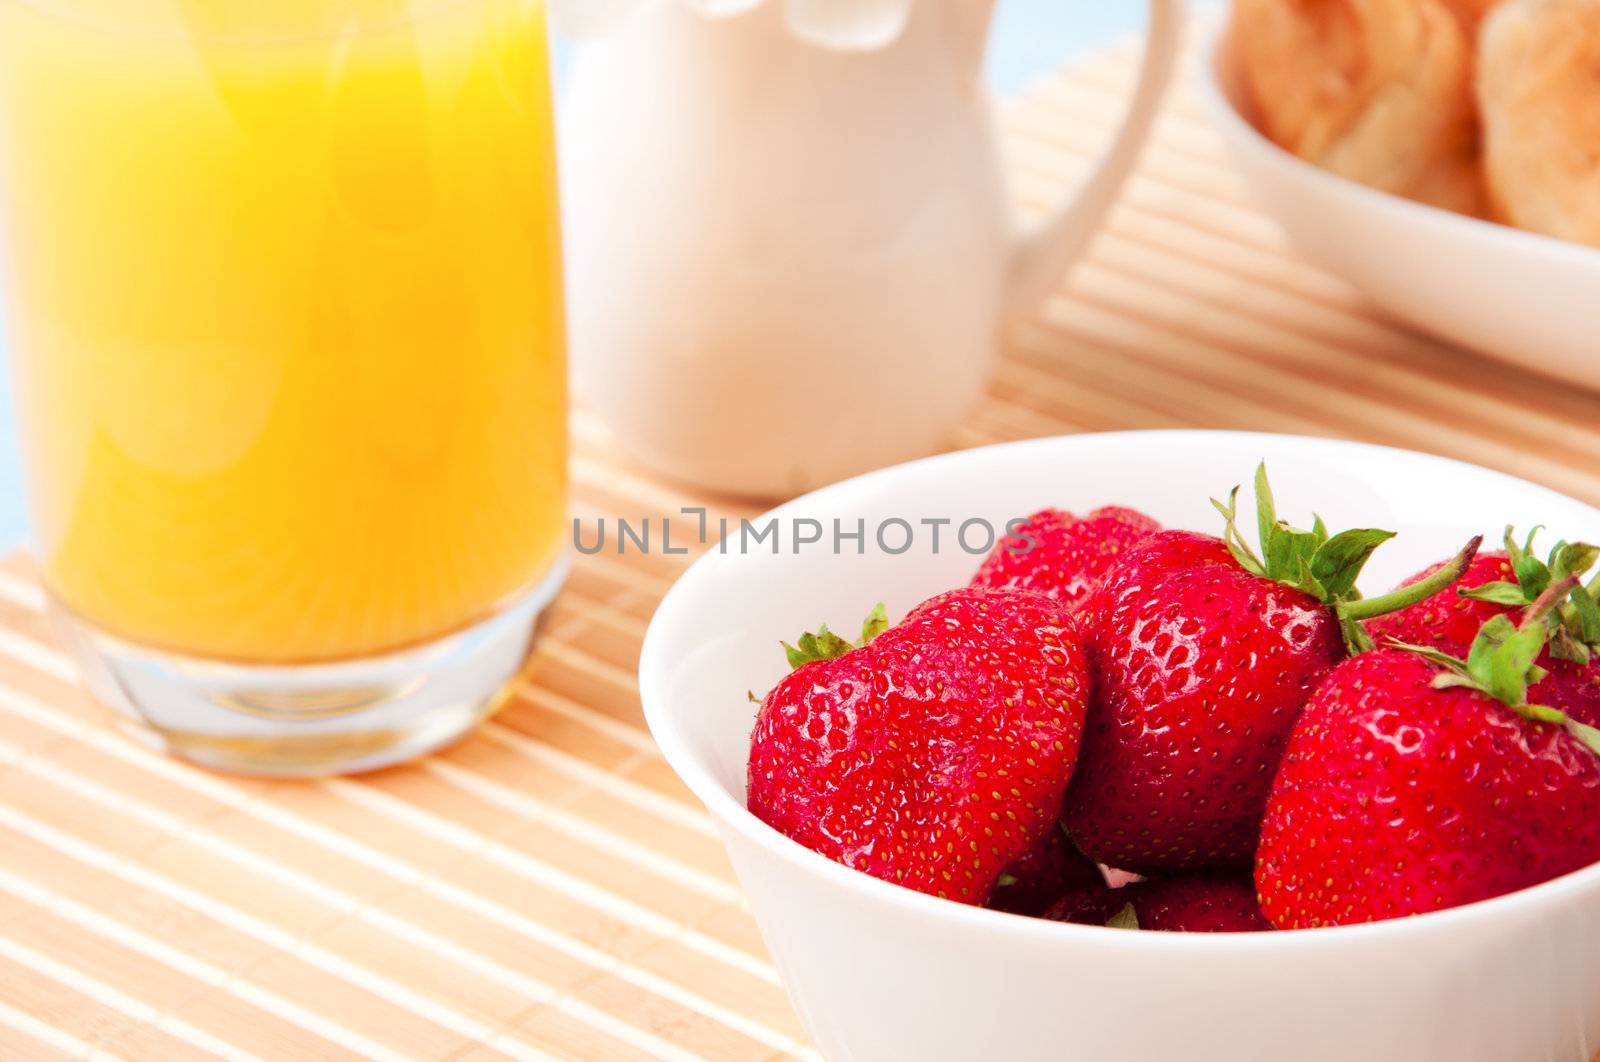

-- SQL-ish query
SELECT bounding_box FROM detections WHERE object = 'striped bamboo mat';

[5,30,1600,1062]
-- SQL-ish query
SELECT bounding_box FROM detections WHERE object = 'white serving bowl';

[1195,20,1600,386]
[640,431,1600,1062]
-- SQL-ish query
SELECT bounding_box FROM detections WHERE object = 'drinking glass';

[0,0,568,774]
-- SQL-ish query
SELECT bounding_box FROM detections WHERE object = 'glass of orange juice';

[0,0,567,774]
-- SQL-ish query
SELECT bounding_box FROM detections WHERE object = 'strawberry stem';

[1341,536,1483,621]
[1525,575,1581,627]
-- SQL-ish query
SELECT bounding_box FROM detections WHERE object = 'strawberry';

[987,826,1105,916]
[1365,549,1524,659]
[747,588,1090,905]
[1062,466,1479,874]
[1042,874,1269,932]
[971,507,1161,609]
[1257,587,1600,929]
[1042,881,1124,926]
[1366,528,1600,724]
[1113,875,1271,932]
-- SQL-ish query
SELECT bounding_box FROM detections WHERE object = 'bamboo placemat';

[4,32,1600,1062]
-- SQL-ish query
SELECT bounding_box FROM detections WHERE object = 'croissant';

[1233,0,1487,215]
[1477,0,1600,246]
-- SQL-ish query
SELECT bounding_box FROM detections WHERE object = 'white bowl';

[640,431,1600,1062]
[1195,20,1600,386]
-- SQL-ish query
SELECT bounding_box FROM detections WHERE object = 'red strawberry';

[1257,591,1600,929]
[748,588,1090,905]
[972,507,1160,609]
[1042,874,1269,932]
[1365,550,1522,657]
[1115,875,1271,932]
[1062,466,1479,874]
[1041,881,1124,926]
[1367,529,1600,725]
[987,826,1105,916]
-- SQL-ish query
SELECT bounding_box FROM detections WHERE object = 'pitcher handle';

[1003,0,1186,328]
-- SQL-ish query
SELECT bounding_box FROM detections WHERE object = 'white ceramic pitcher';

[559,0,1185,497]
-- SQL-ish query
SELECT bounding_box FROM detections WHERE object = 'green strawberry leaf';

[1407,576,1600,760]
[780,640,810,669]
[858,603,890,646]
[1464,614,1514,686]
[1568,720,1600,758]
[783,626,850,669]
[1477,616,1546,707]
[1570,584,1600,646]
[1214,464,1475,656]
[1514,554,1550,600]
[782,604,890,670]
[1452,528,1600,662]
[1553,541,1600,583]
[1549,626,1592,666]
[1429,672,1482,693]
[1254,463,1277,562]
[1520,702,1570,727]
[1504,525,1539,571]
[1106,904,1140,930]
[1210,487,1266,578]
[1265,521,1322,597]
[1312,528,1397,602]
[1386,638,1472,679]
[1459,582,1532,606]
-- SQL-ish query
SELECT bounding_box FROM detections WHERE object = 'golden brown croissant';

[1477,0,1600,246]
[1234,0,1487,215]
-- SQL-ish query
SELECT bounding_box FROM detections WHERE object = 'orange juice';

[0,0,567,663]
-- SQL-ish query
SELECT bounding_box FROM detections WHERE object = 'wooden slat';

[1,29,1597,1060]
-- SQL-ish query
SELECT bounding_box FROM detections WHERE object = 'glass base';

[47,558,569,777]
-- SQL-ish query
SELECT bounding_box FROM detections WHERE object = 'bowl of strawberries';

[640,430,1600,1062]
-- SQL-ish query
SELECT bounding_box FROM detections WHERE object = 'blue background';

[0,2,1150,549]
